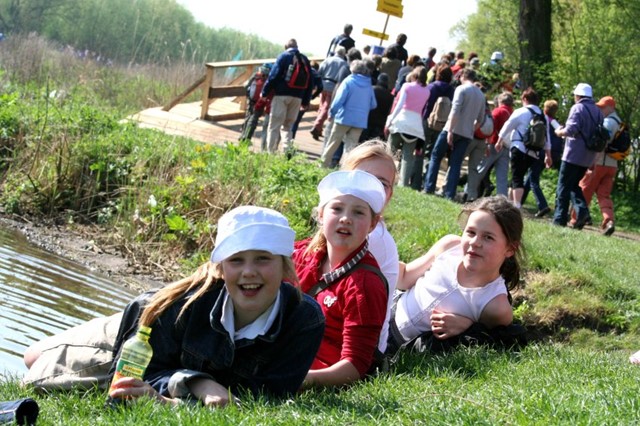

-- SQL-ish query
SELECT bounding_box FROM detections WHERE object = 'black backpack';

[522,106,547,151]
[582,108,609,152]
[606,116,632,160]
[285,52,310,90]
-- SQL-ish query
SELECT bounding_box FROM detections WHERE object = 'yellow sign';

[377,3,403,18]
[362,28,389,41]
[377,0,402,8]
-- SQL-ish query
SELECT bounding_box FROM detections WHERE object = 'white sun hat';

[317,170,386,214]
[210,206,295,263]
[573,83,593,97]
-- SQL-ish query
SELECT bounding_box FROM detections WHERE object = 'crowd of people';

[20,27,635,409]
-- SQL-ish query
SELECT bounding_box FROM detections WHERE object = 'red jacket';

[491,104,514,144]
[293,239,387,377]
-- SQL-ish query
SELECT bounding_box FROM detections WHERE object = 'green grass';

[3,345,640,424]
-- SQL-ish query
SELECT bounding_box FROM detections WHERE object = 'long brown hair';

[458,196,524,295]
[139,257,298,327]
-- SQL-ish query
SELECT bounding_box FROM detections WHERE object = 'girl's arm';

[478,294,513,328]
[431,295,513,340]
[302,360,360,389]
[397,235,460,291]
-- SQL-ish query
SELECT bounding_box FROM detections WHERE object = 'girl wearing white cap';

[106,206,325,406]
[294,170,388,388]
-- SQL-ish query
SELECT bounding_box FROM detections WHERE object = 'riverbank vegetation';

[1,2,640,422]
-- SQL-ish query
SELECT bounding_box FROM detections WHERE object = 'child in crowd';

[294,170,388,388]
[388,196,524,354]
[27,207,325,406]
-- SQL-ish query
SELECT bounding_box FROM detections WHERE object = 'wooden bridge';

[126,57,326,159]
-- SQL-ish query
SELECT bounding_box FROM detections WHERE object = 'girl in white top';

[390,196,524,347]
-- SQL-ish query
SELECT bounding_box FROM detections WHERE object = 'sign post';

[362,0,403,47]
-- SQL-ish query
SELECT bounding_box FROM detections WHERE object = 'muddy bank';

[0,212,166,293]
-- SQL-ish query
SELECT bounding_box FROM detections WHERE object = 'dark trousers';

[553,160,589,226]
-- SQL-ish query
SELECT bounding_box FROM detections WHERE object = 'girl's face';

[353,158,395,209]
[460,210,515,281]
[320,195,378,259]
[222,250,283,329]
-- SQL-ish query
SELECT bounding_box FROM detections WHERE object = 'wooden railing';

[163,57,324,122]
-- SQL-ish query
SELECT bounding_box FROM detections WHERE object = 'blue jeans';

[423,131,471,199]
[522,155,548,210]
[553,161,589,226]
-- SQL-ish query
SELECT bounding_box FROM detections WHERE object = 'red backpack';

[286,53,310,90]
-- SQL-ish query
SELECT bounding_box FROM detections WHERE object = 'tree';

[518,0,552,95]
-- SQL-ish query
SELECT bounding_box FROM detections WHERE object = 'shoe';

[585,217,593,226]
[602,221,615,236]
[310,128,322,141]
[535,207,551,218]
[569,221,585,230]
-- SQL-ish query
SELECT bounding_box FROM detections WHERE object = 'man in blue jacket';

[261,39,312,153]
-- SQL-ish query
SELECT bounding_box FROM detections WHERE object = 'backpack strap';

[306,261,389,298]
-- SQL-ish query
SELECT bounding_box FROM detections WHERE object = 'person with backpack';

[495,87,551,209]
[569,96,622,235]
[552,83,603,229]
[310,46,348,141]
[239,64,271,142]
[419,64,455,188]
[522,99,560,218]
[261,39,312,154]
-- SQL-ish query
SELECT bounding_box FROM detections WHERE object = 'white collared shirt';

[220,290,281,341]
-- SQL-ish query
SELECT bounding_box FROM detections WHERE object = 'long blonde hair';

[139,257,298,326]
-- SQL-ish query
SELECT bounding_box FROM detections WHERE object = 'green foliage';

[0,0,282,65]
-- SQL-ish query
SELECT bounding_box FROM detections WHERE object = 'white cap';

[317,170,385,214]
[210,206,295,263]
[490,51,504,61]
[573,83,593,97]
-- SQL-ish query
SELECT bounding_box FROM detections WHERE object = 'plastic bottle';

[106,325,153,404]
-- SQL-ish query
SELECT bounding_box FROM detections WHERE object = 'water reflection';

[0,227,138,378]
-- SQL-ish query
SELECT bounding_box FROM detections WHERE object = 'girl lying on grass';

[387,196,525,355]
[294,170,389,388]
[26,206,325,407]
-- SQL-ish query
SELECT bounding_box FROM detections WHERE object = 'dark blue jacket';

[111,281,324,399]
[262,48,313,106]
[423,80,455,118]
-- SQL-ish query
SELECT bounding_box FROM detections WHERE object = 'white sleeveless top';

[394,245,507,341]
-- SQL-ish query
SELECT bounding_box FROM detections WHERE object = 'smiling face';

[460,210,515,286]
[221,250,283,329]
[320,195,378,265]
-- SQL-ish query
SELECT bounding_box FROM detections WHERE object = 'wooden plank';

[163,75,206,111]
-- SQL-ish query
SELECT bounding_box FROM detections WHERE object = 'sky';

[175,0,477,59]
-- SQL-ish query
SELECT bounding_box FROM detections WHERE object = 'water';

[0,226,138,378]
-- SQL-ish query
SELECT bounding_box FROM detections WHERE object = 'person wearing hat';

[553,83,604,228]
[24,207,326,401]
[294,170,388,388]
[569,96,621,235]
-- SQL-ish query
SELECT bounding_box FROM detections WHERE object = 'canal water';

[0,227,138,378]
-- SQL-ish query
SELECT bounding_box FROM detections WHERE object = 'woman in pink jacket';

[386,66,431,187]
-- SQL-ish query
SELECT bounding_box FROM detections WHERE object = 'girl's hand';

[109,377,174,404]
[430,309,473,339]
[188,377,238,408]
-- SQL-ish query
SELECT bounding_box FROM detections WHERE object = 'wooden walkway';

[126,98,325,160]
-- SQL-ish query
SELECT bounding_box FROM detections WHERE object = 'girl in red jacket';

[294,170,388,388]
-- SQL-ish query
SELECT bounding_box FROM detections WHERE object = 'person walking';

[570,96,621,235]
[552,83,603,228]
[423,69,486,200]
[261,39,312,154]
